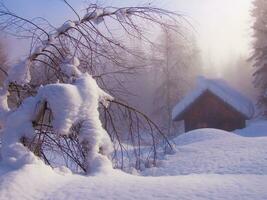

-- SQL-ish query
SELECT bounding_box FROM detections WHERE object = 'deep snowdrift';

[143,128,267,176]
[0,163,266,200]
[0,128,267,200]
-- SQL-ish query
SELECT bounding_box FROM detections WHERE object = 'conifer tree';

[251,0,267,116]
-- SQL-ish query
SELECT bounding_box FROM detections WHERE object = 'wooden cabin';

[172,77,254,132]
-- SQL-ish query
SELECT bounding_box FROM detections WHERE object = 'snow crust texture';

[143,128,267,176]
[1,128,267,200]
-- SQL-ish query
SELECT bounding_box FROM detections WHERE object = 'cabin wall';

[183,91,246,132]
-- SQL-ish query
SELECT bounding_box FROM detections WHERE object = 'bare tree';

[251,0,267,116]
[0,37,8,84]
[0,2,185,173]
[150,26,200,135]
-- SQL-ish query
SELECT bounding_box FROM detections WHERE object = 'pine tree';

[251,0,267,116]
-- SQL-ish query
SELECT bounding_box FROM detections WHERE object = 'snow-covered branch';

[0,2,180,173]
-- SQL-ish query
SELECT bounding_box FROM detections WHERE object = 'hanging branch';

[0,2,185,173]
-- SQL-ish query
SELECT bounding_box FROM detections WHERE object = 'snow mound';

[143,128,267,176]
[1,96,41,168]
[173,128,237,146]
[0,162,267,200]
[0,128,267,199]
[0,163,72,200]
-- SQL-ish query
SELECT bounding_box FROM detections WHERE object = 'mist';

[1,0,257,132]
[165,0,256,102]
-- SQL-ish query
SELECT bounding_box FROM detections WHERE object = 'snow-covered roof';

[172,77,255,121]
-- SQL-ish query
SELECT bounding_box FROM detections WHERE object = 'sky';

[2,0,253,75]
[164,0,253,76]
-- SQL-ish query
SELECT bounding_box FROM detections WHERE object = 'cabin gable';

[172,77,254,133]
[183,90,246,132]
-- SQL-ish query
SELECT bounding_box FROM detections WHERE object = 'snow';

[0,144,40,169]
[1,168,266,200]
[1,42,266,199]
[1,56,114,174]
[83,8,108,24]
[235,120,267,137]
[84,9,104,20]
[1,128,267,199]
[32,45,44,57]
[1,73,114,173]
[42,36,55,46]
[60,56,82,78]
[37,83,82,135]
[0,46,265,198]
[116,8,129,20]
[172,76,255,121]
[72,73,113,173]
[142,129,267,176]
[0,89,9,124]
[6,59,32,86]
[0,163,71,200]
[1,96,41,168]
[57,21,76,33]
[172,128,234,146]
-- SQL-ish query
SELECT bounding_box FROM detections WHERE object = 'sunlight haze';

[4,0,253,76]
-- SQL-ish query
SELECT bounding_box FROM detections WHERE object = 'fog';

[0,0,259,136]
[4,0,255,98]
[167,0,252,76]
[5,0,252,67]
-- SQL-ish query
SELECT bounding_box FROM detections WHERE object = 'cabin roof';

[172,77,255,121]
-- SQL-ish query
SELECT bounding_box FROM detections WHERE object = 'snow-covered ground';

[143,129,267,176]
[235,120,267,137]
[1,165,267,200]
[1,126,267,200]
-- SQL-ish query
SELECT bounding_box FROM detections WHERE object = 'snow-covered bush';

[0,58,114,173]
[0,3,179,173]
